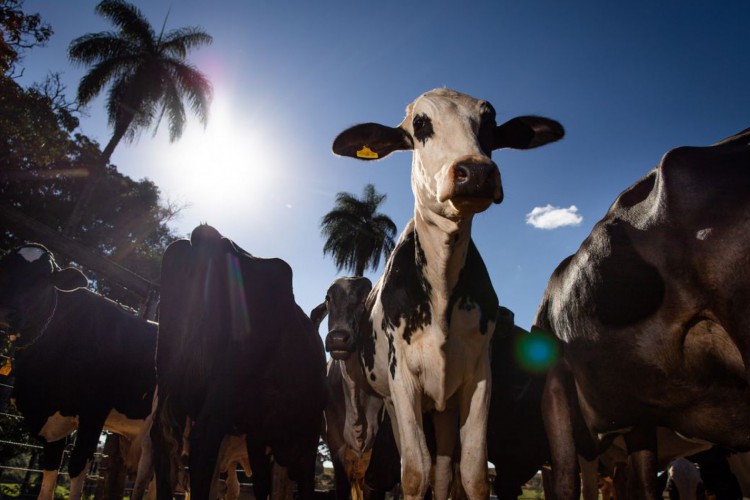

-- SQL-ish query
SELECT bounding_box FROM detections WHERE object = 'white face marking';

[18,246,46,262]
[400,89,497,219]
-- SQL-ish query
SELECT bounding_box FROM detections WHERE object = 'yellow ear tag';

[356,146,378,159]
[0,358,12,376]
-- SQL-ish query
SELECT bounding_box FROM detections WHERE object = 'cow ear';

[494,116,564,150]
[310,302,328,330]
[333,123,413,161]
[52,267,88,291]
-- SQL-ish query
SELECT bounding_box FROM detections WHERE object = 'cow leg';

[432,408,458,500]
[332,451,352,500]
[541,362,579,500]
[188,417,226,500]
[247,437,272,500]
[623,426,658,500]
[38,439,65,500]
[225,463,240,500]
[67,411,109,500]
[272,461,293,500]
[390,377,430,500]
[150,395,184,500]
[131,417,154,500]
[291,435,319,500]
[579,456,599,500]
[458,359,490,500]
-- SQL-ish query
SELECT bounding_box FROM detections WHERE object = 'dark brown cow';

[152,224,327,500]
[535,127,750,499]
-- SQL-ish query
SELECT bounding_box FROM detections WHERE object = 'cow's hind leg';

[150,399,182,500]
[290,435,319,500]
[247,436,272,500]
[623,426,658,500]
[188,416,227,500]
[541,362,580,500]
[332,450,351,500]
[67,410,109,500]
[38,438,65,500]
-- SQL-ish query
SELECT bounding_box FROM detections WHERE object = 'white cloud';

[526,204,583,230]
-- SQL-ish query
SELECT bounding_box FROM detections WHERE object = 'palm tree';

[63,0,213,236]
[321,184,397,277]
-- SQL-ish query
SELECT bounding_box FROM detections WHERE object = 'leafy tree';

[0,2,179,484]
[0,74,181,307]
[321,184,397,277]
[0,0,52,77]
[64,0,213,235]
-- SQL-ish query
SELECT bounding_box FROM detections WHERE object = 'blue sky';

[16,1,750,333]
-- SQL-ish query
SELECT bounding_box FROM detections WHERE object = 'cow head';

[333,88,564,220]
[312,277,373,360]
[0,244,87,339]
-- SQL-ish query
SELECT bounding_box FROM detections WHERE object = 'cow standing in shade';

[535,127,750,499]
[151,224,326,500]
[0,244,156,500]
[330,88,563,499]
[313,276,405,500]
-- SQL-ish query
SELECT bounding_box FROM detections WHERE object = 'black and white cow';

[312,277,383,500]
[0,244,156,500]
[151,224,327,500]
[330,88,563,499]
[535,127,750,499]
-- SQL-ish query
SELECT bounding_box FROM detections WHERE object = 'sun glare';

[155,94,283,219]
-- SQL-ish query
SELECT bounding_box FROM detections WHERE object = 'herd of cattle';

[0,88,748,500]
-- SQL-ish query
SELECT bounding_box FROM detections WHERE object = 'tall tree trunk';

[62,125,128,237]
[355,258,366,277]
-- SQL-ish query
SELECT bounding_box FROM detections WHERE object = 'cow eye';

[412,113,434,145]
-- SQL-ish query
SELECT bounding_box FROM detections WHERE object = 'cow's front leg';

[623,426,658,500]
[458,357,490,500]
[390,374,431,500]
[432,409,458,500]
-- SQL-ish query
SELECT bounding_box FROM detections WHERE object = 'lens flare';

[514,328,559,374]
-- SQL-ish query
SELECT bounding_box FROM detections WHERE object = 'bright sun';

[154,94,283,219]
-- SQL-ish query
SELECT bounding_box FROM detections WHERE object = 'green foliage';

[0,1,181,308]
[0,0,53,76]
[320,184,397,277]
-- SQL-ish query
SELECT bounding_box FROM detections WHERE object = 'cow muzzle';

[325,329,356,360]
[437,155,503,212]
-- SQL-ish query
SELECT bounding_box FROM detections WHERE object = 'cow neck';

[413,206,473,310]
[15,288,58,352]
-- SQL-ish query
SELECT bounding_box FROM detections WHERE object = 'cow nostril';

[455,165,469,183]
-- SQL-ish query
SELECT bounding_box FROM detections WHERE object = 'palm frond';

[76,58,128,105]
[68,32,138,66]
[160,28,213,59]
[160,81,187,142]
[164,60,212,126]
[95,0,155,47]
